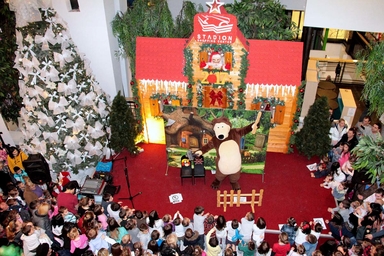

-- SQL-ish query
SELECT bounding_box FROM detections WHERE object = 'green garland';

[252,97,285,106]
[287,81,306,153]
[237,48,249,109]
[150,93,182,105]
[129,79,143,131]
[183,47,194,106]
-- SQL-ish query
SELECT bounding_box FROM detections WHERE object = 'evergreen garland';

[252,97,285,106]
[288,81,306,153]
[183,47,194,105]
[237,48,249,109]
[150,93,182,105]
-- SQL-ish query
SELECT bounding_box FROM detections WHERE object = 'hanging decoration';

[287,81,306,153]
[252,97,285,107]
[237,48,249,109]
[183,47,194,106]
[150,93,182,106]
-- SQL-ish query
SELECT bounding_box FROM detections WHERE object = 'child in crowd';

[184,228,200,248]
[331,182,349,203]
[101,193,114,216]
[121,234,134,251]
[214,215,227,249]
[163,213,175,231]
[59,206,77,223]
[21,222,52,256]
[238,240,256,256]
[137,223,151,250]
[288,244,306,256]
[254,217,267,247]
[256,241,271,256]
[173,211,185,247]
[226,218,242,248]
[311,222,323,240]
[107,217,128,244]
[240,212,255,243]
[328,199,350,224]
[107,202,122,223]
[272,232,290,256]
[203,214,216,235]
[349,244,363,256]
[125,219,140,244]
[331,142,344,163]
[68,226,89,255]
[338,142,351,168]
[12,167,28,184]
[94,204,108,231]
[193,206,209,249]
[310,156,330,178]
[205,227,221,256]
[150,229,163,247]
[303,234,318,256]
[280,217,297,246]
[86,227,116,254]
[134,210,147,229]
[294,221,311,246]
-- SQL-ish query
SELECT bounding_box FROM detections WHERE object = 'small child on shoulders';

[288,244,306,256]
[331,143,344,163]
[13,166,29,184]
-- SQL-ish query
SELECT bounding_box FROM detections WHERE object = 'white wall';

[52,0,127,99]
[304,0,384,32]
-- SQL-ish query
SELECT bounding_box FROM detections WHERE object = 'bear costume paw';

[211,179,222,190]
[230,182,241,191]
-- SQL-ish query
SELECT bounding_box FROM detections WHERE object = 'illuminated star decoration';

[207,0,224,14]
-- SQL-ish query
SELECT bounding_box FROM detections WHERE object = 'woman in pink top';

[338,142,351,168]
[94,204,108,231]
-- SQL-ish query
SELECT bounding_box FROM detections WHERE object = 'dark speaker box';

[103,184,120,196]
[23,153,51,184]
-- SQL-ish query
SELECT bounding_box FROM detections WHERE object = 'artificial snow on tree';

[11,3,111,173]
[295,96,331,159]
[109,91,139,154]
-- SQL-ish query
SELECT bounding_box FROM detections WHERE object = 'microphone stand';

[118,156,142,208]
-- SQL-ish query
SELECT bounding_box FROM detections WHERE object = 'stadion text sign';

[194,13,237,44]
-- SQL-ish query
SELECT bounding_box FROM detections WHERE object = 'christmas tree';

[110,91,139,154]
[295,96,331,158]
[13,7,111,173]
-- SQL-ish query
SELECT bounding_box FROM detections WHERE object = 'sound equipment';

[80,177,106,196]
[22,153,51,184]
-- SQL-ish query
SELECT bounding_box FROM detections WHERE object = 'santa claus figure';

[204,51,227,71]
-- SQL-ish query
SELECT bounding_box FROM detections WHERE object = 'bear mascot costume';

[195,112,261,190]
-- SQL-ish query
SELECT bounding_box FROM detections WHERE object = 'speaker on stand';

[23,153,52,184]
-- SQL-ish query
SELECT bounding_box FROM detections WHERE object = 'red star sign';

[206,0,224,14]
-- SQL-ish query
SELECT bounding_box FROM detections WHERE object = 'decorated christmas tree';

[110,91,139,154]
[295,96,331,158]
[12,6,111,173]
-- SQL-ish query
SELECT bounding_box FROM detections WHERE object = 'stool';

[328,99,339,110]
[317,89,338,100]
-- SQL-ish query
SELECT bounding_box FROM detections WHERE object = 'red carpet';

[109,143,335,243]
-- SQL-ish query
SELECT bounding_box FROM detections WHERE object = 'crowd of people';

[1,114,384,256]
[307,113,384,255]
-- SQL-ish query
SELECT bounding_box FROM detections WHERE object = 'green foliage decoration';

[225,0,299,40]
[252,97,285,106]
[110,91,139,154]
[237,49,249,109]
[356,41,384,115]
[288,81,305,153]
[112,1,202,130]
[183,47,194,105]
[174,1,203,38]
[295,96,331,158]
[150,93,182,105]
[352,136,384,184]
[0,2,22,123]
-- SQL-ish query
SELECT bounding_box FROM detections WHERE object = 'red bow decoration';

[209,90,223,106]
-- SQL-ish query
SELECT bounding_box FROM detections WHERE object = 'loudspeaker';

[23,153,51,184]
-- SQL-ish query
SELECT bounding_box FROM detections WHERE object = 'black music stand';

[118,156,142,208]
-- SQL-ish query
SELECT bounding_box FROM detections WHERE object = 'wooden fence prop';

[217,189,264,213]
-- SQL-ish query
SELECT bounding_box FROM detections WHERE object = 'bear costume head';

[212,116,232,140]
